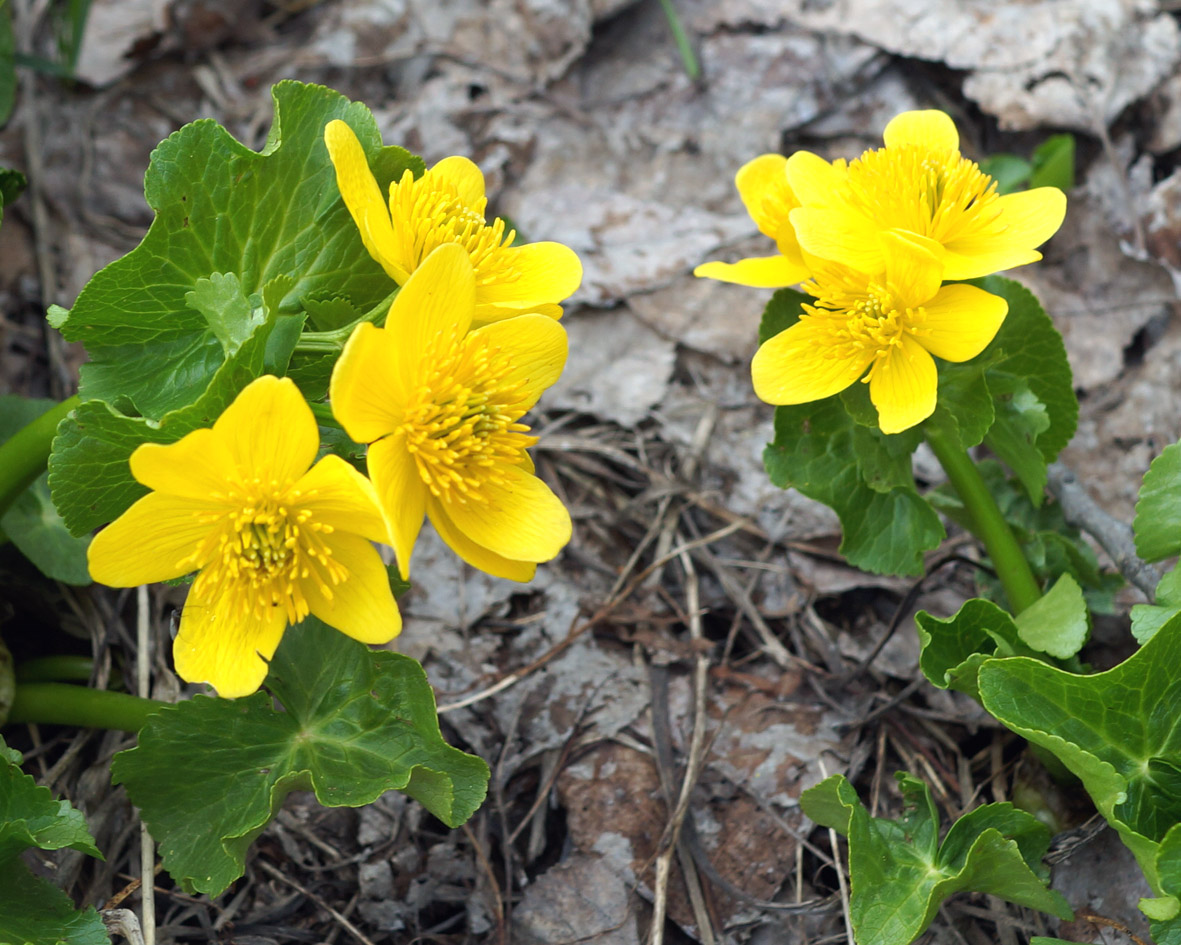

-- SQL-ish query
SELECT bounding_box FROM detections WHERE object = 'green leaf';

[0,397,90,584]
[984,375,1051,504]
[757,287,807,345]
[928,361,994,450]
[801,772,1071,945]
[186,272,262,357]
[1014,573,1089,659]
[0,735,107,945]
[1135,441,1181,562]
[0,167,22,211]
[0,737,101,861]
[976,276,1077,465]
[303,296,360,332]
[1132,565,1181,645]
[0,859,109,945]
[978,154,1033,195]
[764,398,944,575]
[979,612,1181,894]
[111,617,489,896]
[1031,134,1075,192]
[916,598,1039,702]
[52,81,421,421]
[48,287,281,536]
[851,422,923,494]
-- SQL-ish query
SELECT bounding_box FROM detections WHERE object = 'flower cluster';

[697,110,1066,433]
[88,125,581,697]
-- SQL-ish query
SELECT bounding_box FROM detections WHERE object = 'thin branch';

[1047,462,1160,599]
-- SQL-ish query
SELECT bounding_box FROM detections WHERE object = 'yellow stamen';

[802,276,928,367]
[845,145,1001,244]
[188,483,348,627]
[388,170,520,287]
[400,325,537,504]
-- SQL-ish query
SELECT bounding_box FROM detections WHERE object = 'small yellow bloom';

[330,243,571,582]
[324,120,583,323]
[694,153,812,288]
[87,376,401,698]
[785,110,1067,280]
[752,231,1008,434]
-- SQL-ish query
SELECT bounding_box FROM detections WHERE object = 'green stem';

[15,656,94,684]
[6,683,164,732]
[925,429,1042,614]
[0,395,78,519]
[309,401,340,428]
[295,289,399,354]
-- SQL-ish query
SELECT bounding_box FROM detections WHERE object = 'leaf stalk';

[0,395,78,519]
[925,428,1042,613]
[6,682,164,732]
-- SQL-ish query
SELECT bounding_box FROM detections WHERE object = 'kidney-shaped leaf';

[112,618,489,897]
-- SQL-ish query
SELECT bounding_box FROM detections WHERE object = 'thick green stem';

[0,395,78,519]
[6,683,164,732]
[925,430,1042,614]
[15,656,95,684]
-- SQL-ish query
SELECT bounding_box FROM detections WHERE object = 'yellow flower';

[324,119,583,323]
[694,153,812,287]
[87,376,401,698]
[785,110,1067,280]
[330,243,571,582]
[752,231,1008,434]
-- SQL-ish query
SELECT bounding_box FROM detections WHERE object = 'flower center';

[187,483,347,625]
[845,145,1001,244]
[803,276,926,366]
[400,329,537,504]
[388,169,519,286]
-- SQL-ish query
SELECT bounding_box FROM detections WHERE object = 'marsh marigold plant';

[324,119,583,323]
[330,243,571,582]
[87,375,402,698]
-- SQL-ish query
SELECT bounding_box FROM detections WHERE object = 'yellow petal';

[172,585,288,698]
[882,110,959,153]
[88,493,216,586]
[296,454,389,544]
[474,241,583,321]
[426,155,486,209]
[330,322,407,445]
[129,427,234,500]
[693,254,810,287]
[881,229,945,308]
[303,533,401,644]
[427,497,538,582]
[784,151,846,207]
[918,284,1008,363]
[942,245,1043,282]
[213,376,318,487]
[324,120,407,282]
[751,320,872,405]
[469,314,567,413]
[869,335,937,434]
[790,207,884,274]
[433,464,570,564]
[386,242,477,349]
[367,432,426,580]
[941,186,1067,280]
[735,153,791,238]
